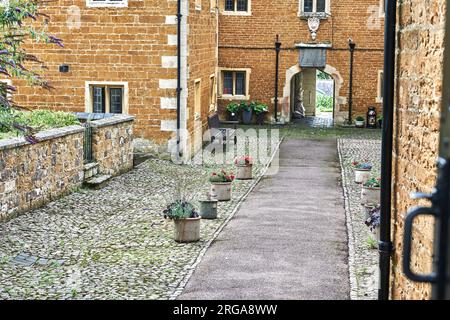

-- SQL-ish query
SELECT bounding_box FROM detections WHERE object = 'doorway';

[289,67,335,125]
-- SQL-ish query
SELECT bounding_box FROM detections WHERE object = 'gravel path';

[0,140,280,300]
[338,138,381,300]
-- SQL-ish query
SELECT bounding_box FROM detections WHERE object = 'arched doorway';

[281,64,345,124]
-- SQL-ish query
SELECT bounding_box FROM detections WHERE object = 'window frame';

[218,68,251,101]
[86,0,128,8]
[221,0,251,16]
[85,81,129,114]
[376,70,384,103]
[209,74,217,111]
[298,0,330,17]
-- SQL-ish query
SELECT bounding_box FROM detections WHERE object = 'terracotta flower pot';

[354,168,371,184]
[361,186,381,206]
[236,164,253,180]
[173,217,201,243]
[211,182,232,201]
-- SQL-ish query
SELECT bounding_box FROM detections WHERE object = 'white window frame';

[85,81,129,114]
[221,0,251,16]
[376,70,383,103]
[298,0,331,17]
[86,0,128,8]
[218,68,251,101]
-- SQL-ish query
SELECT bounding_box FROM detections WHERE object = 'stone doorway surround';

[281,63,346,124]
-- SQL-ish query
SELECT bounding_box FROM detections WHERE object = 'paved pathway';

[179,139,350,300]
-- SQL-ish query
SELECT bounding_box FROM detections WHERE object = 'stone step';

[83,162,99,180]
[84,174,112,190]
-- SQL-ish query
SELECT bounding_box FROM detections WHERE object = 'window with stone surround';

[219,68,250,100]
[376,70,384,103]
[85,82,128,114]
[86,0,127,8]
[299,0,330,17]
[222,0,251,15]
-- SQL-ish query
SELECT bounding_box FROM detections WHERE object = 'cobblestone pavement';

[0,140,279,299]
[338,137,381,300]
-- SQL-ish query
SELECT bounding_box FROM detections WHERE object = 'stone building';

[11,0,219,156]
[217,0,385,124]
[389,0,447,299]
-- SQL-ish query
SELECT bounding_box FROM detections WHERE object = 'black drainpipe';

[379,0,397,301]
[274,35,281,123]
[176,0,182,161]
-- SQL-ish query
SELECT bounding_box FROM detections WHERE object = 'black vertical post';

[348,40,356,125]
[274,35,281,123]
[379,0,397,301]
[176,0,182,161]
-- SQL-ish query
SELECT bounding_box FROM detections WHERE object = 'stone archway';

[281,64,346,123]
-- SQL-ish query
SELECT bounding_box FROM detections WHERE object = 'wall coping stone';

[0,125,85,151]
[90,115,135,129]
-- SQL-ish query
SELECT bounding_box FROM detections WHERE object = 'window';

[194,79,202,121]
[223,0,250,14]
[220,69,250,99]
[376,70,384,103]
[86,82,128,114]
[209,74,217,110]
[299,0,330,16]
[86,0,128,8]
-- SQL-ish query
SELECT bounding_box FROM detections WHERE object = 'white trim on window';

[376,70,383,103]
[218,68,251,101]
[220,0,252,16]
[209,73,217,111]
[85,81,129,114]
[86,0,128,8]
[298,0,331,18]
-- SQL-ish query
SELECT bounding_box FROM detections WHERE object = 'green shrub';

[0,108,80,140]
[226,102,240,114]
[316,93,333,112]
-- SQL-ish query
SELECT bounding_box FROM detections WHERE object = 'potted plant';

[361,177,381,207]
[199,193,218,220]
[352,160,372,184]
[253,102,268,125]
[235,155,253,180]
[355,115,365,128]
[163,200,201,243]
[378,115,383,128]
[226,102,240,122]
[241,101,253,125]
[209,169,235,201]
[365,205,381,241]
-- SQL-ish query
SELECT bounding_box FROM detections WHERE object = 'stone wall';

[217,0,385,123]
[0,126,85,222]
[91,115,135,176]
[390,0,446,300]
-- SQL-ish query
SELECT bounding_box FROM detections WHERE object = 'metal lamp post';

[348,39,356,125]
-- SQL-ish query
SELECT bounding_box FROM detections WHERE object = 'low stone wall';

[91,115,134,176]
[0,126,85,222]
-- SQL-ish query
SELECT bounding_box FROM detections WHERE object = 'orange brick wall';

[390,0,446,300]
[12,0,217,150]
[217,0,384,123]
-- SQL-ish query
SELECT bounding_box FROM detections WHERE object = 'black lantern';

[367,106,377,129]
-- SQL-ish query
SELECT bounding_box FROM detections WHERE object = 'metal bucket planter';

[236,165,253,180]
[242,109,253,125]
[361,186,381,207]
[211,182,232,201]
[173,217,201,243]
[355,120,365,128]
[354,169,371,184]
[200,199,218,219]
